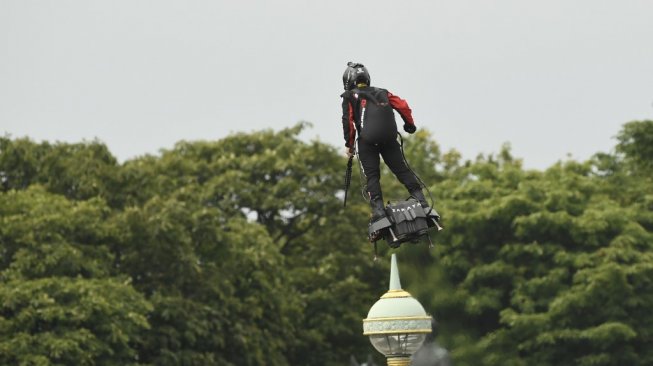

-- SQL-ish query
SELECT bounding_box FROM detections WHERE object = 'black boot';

[369,196,387,223]
[409,189,429,209]
[410,189,441,222]
[368,196,390,242]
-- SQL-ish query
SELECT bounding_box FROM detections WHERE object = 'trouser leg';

[380,139,421,193]
[377,139,442,227]
[357,140,382,201]
[357,140,387,222]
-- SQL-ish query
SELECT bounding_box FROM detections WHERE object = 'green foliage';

[615,120,653,174]
[0,187,151,366]
[0,137,119,201]
[399,124,653,366]
[2,120,653,365]
[0,277,151,366]
[1,124,385,365]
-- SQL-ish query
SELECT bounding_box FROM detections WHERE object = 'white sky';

[1,0,652,169]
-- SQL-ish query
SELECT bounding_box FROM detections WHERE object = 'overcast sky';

[1,0,652,169]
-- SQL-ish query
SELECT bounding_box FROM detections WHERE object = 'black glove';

[403,123,417,134]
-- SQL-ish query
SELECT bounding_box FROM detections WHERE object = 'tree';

[0,137,120,202]
[615,120,653,174]
[0,187,151,366]
[399,132,653,365]
[4,120,652,365]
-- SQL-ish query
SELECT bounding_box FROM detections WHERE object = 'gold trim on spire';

[380,289,412,299]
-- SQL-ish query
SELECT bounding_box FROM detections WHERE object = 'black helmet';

[342,62,370,91]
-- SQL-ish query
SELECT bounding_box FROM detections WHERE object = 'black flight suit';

[340,85,421,216]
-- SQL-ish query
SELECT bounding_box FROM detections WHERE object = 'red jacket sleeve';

[388,91,414,126]
[341,95,356,148]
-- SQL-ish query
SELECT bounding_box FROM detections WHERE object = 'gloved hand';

[403,123,417,134]
[344,146,355,158]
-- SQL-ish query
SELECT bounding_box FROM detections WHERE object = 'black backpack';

[355,87,397,144]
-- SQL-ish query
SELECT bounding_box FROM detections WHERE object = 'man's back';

[345,86,398,144]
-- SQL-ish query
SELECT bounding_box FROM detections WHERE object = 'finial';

[389,254,402,291]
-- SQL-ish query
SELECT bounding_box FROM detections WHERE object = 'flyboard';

[367,198,442,257]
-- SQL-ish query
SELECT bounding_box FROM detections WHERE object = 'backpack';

[355,87,398,144]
